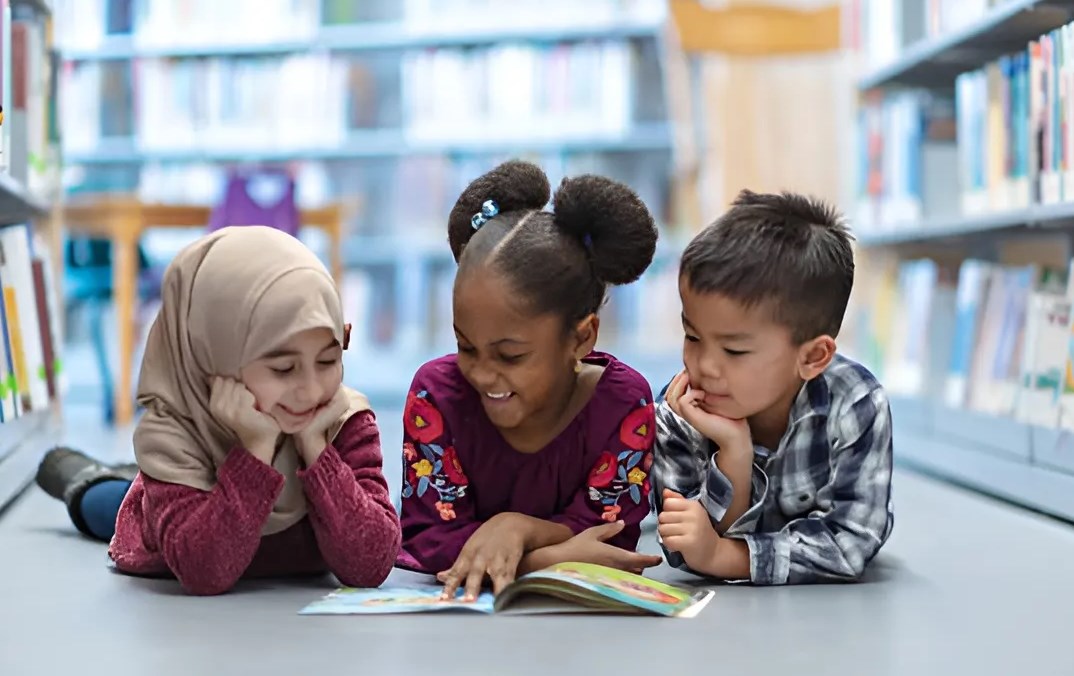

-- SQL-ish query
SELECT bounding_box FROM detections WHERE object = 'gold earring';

[574,360,582,374]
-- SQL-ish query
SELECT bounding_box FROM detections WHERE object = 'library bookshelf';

[850,0,1074,521]
[0,0,64,513]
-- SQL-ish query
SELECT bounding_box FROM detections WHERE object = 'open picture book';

[299,562,714,618]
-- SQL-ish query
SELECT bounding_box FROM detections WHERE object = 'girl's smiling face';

[452,269,594,450]
[238,327,343,434]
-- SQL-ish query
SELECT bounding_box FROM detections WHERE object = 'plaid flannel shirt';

[650,354,894,585]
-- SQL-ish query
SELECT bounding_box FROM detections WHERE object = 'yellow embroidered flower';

[628,467,647,485]
[412,459,434,478]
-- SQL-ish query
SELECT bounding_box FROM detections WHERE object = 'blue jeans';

[78,480,132,542]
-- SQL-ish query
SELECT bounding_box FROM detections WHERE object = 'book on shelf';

[843,240,1074,431]
[848,0,1012,74]
[10,4,58,197]
[299,562,714,618]
[0,223,61,422]
[854,90,959,234]
[61,40,647,157]
[858,11,1074,231]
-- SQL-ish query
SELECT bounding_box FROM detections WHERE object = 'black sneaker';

[35,446,104,501]
[35,447,138,501]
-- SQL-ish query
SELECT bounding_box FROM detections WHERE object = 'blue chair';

[64,237,163,424]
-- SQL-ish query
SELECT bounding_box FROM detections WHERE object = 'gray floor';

[2,407,1074,676]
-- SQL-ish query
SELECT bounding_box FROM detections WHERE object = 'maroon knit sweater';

[108,411,401,595]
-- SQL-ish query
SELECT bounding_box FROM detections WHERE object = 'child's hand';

[658,488,721,573]
[295,387,350,465]
[666,370,752,452]
[558,521,664,574]
[437,513,527,601]
[210,377,280,463]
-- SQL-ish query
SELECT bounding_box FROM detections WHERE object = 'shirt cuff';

[701,454,735,523]
[742,531,792,585]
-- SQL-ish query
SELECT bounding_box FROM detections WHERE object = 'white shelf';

[858,0,1074,90]
[0,173,48,227]
[60,16,665,61]
[890,394,1074,522]
[855,201,1074,246]
[0,410,54,514]
[63,124,674,165]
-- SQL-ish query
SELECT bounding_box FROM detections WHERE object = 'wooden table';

[62,196,345,425]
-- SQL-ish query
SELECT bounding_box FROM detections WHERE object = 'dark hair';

[448,160,658,325]
[679,189,854,343]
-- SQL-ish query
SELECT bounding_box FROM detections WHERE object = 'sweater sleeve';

[397,381,482,575]
[548,397,655,551]
[296,411,401,588]
[141,447,284,596]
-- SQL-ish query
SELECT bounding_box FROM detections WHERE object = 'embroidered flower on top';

[404,390,444,443]
[586,398,655,521]
[400,392,469,521]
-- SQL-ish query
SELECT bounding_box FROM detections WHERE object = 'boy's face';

[678,280,832,423]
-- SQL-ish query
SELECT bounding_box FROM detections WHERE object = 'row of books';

[0,223,63,423]
[924,0,1000,40]
[6,5,61,198]
[847,0,1007,72]
[841,242,1074,430]
[854,13,1074,232]
[853,90,960,232]
[955,21,1074,214]
[52,0,663,52]
[60,40,646,156]
[51,0,321,51]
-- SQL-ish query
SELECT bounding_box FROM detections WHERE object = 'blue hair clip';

[471,199,500,230]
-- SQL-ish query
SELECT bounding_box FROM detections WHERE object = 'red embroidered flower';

[642,451,653,471]
[403,443,418,462]
[441,446,469,486]
[641,479,652,498]
[404,390,444,443]
[601,504,622,522]
[619,401,655,451]
[588,451,617,488]
[435,501,457,521]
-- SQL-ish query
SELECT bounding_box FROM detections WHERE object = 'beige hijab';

[133,225,369,535]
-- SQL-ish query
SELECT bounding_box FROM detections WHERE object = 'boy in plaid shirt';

[651,190,893,585]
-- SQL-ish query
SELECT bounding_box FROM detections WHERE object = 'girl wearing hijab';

[35,225,400,595]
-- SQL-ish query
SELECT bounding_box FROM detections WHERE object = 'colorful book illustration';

[299,562,714,618]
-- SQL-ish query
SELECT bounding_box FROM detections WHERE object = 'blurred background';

[45,0,855,421]
[4,0,1074,527]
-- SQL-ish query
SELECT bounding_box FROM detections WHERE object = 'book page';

[505,562,714,618]
[299,587,495,615]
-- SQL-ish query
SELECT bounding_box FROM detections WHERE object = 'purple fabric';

[207,169,300,236]
[396,351,657,575]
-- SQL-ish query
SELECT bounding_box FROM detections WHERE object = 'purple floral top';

[395,351,656,575]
